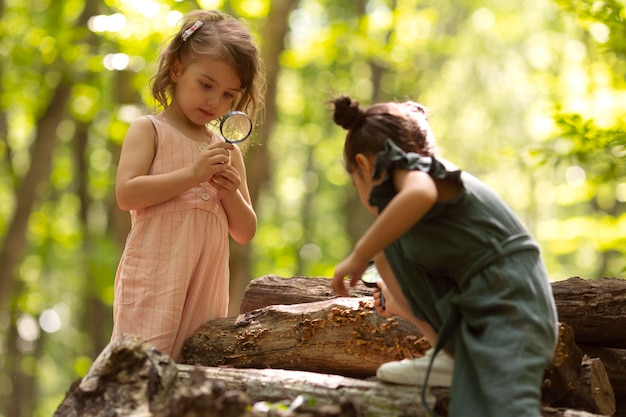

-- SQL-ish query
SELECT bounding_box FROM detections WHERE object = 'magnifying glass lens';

[362,264,381,287]
[361,263,385,309]
[220,111,253,143]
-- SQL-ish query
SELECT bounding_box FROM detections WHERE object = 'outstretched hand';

[330,252,369,297]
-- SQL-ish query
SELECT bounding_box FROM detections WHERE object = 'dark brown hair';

[150,10,265,124]
[332,95,437,173]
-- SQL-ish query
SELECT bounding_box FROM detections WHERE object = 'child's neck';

[159,107,213,143]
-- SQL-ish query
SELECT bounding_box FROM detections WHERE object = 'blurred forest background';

[0,0,624,415]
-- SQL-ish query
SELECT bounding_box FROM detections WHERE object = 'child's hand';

[193,142,234,183]
[211,164,241,198]
[331,253,369,297]
[373,281,396,318]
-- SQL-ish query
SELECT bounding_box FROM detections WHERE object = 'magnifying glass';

[220,111,253,144]
[361,261,385,310]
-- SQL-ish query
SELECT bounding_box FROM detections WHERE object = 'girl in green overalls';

[329,95,558,417]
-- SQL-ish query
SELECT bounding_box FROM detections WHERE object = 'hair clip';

[182,21,203,42]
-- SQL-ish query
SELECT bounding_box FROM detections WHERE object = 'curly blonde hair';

[150,10,265,124]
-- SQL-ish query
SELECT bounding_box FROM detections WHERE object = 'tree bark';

[178,365,614,417]
[242,276,626,351]
[543,323,615,416]
[178,364,444,417]
[581,346,626,416]
[239,275,374,313]
[551,277,626,349]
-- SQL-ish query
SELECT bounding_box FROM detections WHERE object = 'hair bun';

[332,95,364,131]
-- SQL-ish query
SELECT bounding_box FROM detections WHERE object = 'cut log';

[239,275,372,313]
[238,276,625,415]
[184,302,616,415]
[178,365,608,417]
[543,322,615,416]
[54,334,178,417]
[581,346,626,417]
[177,364,440,417]
[56,276,626,417]
[242,277,626,349]
[551,277,626,349]
[182,297,428,378]
[176,365,612,417]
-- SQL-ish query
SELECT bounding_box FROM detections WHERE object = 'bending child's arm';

[116,117,232,211]
[212,144,257,244]
[331,168,437,295]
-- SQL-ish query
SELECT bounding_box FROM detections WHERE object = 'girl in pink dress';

[111,9,265,361]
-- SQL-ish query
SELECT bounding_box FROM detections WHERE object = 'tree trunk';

[228,0,301,317]
[0,81,71,314]
[177,364,442,417]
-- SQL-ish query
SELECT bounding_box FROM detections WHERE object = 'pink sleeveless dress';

[112,116,230,361]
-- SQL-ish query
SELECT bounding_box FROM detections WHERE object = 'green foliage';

[532,0,626,277]
[1,0,625,416]
[546,112,626,181]
[555,0,626,62]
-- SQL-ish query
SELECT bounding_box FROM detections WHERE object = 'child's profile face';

[171,57,242,125]
[351,163,379,216]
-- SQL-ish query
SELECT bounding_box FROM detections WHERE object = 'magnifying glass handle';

[378,291,386,310]
[363,281,386,310]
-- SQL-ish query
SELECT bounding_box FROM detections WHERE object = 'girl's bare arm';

[356,169,437,259]
[116,117,231,211]
[332,169,437,294]
[213,145,257,244]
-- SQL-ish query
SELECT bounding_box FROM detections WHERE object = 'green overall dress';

[370,140,558,417]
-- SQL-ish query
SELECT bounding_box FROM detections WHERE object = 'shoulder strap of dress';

[138,115,160,167]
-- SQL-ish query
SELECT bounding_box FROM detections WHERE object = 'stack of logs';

[55,276,626,417]
[182,276,626,417]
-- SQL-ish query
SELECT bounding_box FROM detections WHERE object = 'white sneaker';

[376,349,454,387]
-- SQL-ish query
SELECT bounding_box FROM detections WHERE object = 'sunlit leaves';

[230,0,268,18]
[555,0,626,57]
[545,112,626,182]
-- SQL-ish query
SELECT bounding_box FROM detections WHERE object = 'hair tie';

[182,21,203,42]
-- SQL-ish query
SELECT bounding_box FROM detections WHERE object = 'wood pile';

[54,276,626,417]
